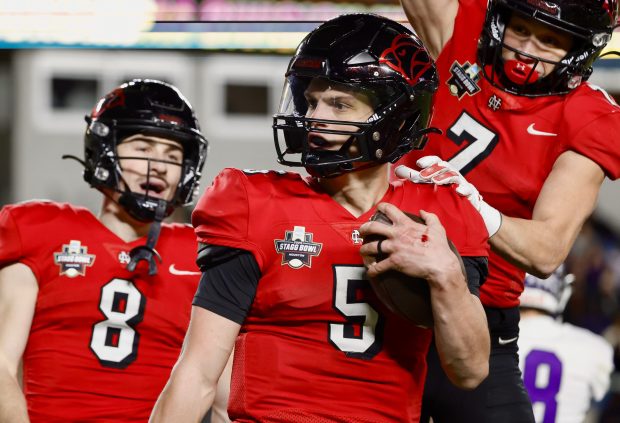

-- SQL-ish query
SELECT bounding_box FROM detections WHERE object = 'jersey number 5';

[329,265,383,359]
[89,278,146,368]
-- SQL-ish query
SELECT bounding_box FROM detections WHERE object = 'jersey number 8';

[89,278,146,368]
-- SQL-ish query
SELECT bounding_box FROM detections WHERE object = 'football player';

[0,79,208,422]
[149,14,490,422]
[395,0,620,422]
[519,267,613,423]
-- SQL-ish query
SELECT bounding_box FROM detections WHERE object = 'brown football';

[364,210,465,328]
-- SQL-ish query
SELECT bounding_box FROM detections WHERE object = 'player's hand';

[359,203,462,285]
[395,156,483,207]
[394,156,502,237]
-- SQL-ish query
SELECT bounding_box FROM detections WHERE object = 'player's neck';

[98,197,151,242]
[318,164,390,218]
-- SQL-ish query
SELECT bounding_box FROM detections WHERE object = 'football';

[364,210,465,328]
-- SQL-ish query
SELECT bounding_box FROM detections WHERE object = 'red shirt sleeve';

[560,85,620,180]
[192,168,266,268]
[0,202,58,281]
[433,186,490,258]
[0,206,24,268]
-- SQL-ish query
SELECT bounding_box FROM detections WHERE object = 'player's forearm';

[490,215,577,278]
[0,368,30,423]
[400,0,458,58]
[490,150,602,277]
[431,286,490,390]
[149,365,215,423]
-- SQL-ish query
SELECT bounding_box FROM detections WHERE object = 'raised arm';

[397,150,605,278]
[0,263,38,423]
[149,307,240,423]
[489,150,604,277]
[400,0,459,58]
[359,204,490,389]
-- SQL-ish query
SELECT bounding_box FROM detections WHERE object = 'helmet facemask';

[273,76,429,178]
[79,80,208,223]
[479,0,616,96]
[85,119,206,222]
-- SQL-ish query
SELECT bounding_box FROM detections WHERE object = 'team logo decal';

[274,226,323,269]
[526,0,560,16]
[447,61,482,98]
[488,94,502,111]
[54,240,96,278]
[118,251,131,265]
[379,34,434,86]
[351,229,363,245]
[90,87,125,118]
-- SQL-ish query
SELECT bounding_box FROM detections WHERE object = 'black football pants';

[420,306,535,423]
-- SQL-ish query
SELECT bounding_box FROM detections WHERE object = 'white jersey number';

[446,112,499,175]
[329,265,383,359]
[90,278,146,368]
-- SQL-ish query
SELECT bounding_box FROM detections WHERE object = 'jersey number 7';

[446,112,499,175]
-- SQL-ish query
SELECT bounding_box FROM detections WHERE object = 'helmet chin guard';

[118,190,175,223]
[126,199,167,276]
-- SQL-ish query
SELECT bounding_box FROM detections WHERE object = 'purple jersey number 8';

[523,349,563,423]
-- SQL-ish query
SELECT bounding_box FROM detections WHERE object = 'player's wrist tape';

[480,200,501,237]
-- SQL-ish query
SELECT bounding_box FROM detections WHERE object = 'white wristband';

[479,200,502,237]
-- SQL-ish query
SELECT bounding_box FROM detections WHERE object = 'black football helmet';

[273,13,439,178]
[82,79,208,222]
[479,0,619,96]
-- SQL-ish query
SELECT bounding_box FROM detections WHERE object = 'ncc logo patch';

[118,251,131,265]
[447,61,482,98]
[54,240,96,278]
[274,226,322,269]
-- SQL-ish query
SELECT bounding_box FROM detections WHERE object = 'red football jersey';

[193,168,489,422]
[0,201,200,422]
[396,0,620,308]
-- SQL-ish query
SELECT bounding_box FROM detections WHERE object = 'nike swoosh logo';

[527,123,557,137]
[169,264,201,276]
[498,336,518,345]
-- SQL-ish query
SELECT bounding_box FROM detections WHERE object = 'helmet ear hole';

[82,79,208,221]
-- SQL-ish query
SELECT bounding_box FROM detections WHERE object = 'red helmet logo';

[91,88,126,118]
[379,34,433,86]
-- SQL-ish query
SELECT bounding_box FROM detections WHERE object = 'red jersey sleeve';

[0,206,24,268]
[0,203,53,280]
[561,85,620,180]
[433,186,490,258]
[192,168,265,268]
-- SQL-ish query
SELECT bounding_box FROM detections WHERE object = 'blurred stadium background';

[1,0,620,420]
